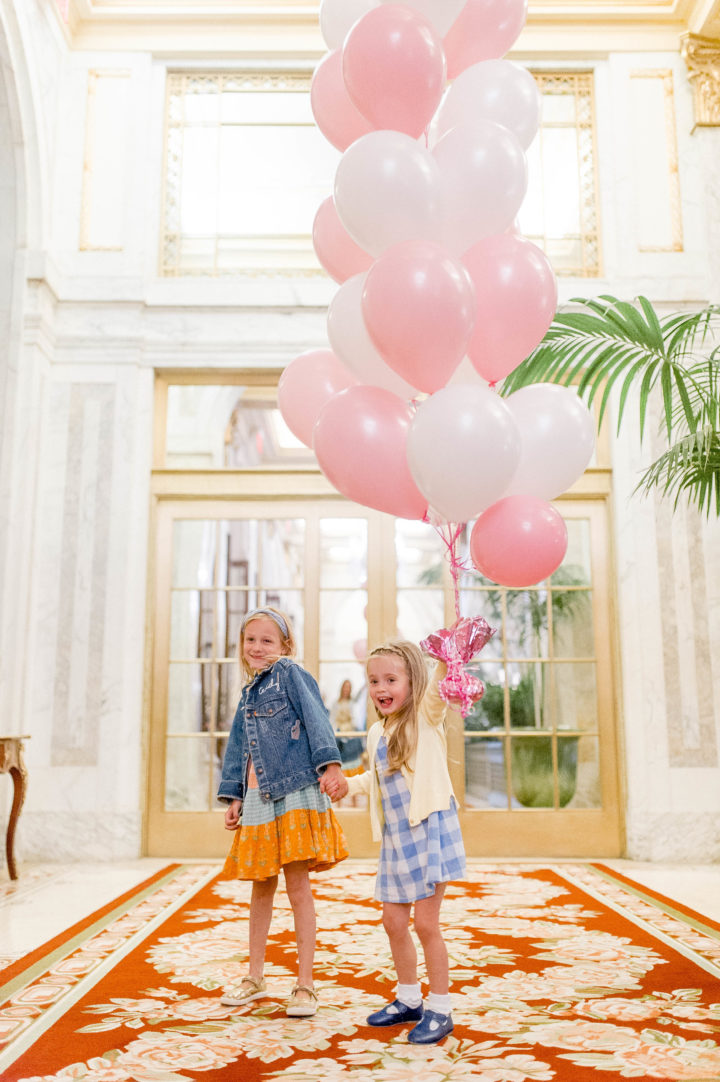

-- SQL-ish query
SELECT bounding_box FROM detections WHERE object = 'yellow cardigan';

[347,663,458,841]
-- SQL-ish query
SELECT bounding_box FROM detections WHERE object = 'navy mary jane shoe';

[367,999,424,1027]
[408,1009,454,1044]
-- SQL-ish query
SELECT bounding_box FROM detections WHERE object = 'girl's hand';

[320,763,348,802]
[224,800,242,830]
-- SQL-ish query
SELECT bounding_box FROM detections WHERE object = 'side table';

[0,735,30,880]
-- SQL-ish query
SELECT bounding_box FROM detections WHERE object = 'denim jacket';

[217,657,341,807]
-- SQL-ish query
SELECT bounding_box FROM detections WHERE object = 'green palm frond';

[503,295,720,440]
[637,427,720,516]
[502,295,720,515]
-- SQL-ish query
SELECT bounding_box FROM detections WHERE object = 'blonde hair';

[238,606,296,682]
[367,640,428,773]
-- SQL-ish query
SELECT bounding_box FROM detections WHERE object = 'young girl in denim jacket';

[327,640,465,1045]
[218,606,347,1018]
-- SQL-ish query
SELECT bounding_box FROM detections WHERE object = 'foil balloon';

[420,615,496,717]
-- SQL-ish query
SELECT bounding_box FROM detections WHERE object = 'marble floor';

[1,858,719,971]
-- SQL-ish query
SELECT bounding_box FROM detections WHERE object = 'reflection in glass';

[395,520,445,588]
[320,519,367,589]
[551,589,594,657]
[167,663,206,734]
[555,519,592,584]
[172,520,217,588]
[397,590,444,644]
[501,590,548,659]
[165,737,211,811]
[568,736,601,808]
[165,385,316,469]
[509,733,579,808]
[464,662,505,731]
[320,591,367,662]
[550,662,597,732]
[464,736,508,809]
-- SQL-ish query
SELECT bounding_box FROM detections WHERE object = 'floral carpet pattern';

[1,862,720,1081]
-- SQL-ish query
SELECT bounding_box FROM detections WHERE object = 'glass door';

[146,495,622,858]
[146,499,390,857]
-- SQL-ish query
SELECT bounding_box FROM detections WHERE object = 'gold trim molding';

[681,33,720,127]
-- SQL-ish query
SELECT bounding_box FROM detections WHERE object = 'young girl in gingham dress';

[326,640,465,1045]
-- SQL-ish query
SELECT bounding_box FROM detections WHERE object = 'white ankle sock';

[396,983,423,1008]
[426,992,452,1015]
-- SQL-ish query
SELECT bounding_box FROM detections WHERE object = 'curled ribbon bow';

[420,615,497,718]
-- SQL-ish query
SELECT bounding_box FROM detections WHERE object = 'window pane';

[172,520,217,588]
[320,589,367,660]
[165,736,212,811]
[320,519,367,589]
[550,662,598,733]
[167,662,207,734]
[465,735,508,809]
[397,589,444,643]
[165,385,316,469]
[395,520,444,588]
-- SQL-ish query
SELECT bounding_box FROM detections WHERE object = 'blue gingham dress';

[374,734,466,903]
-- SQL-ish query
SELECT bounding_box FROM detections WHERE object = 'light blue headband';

[241,608,289,639]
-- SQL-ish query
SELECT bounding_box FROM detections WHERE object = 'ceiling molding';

[59,0,720,55]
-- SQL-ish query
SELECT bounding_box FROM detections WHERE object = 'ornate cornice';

[681,33,720,127]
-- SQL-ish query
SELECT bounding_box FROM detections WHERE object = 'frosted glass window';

[162,72,340,276]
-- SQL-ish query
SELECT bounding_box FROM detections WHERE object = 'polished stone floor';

[2,858,719,971]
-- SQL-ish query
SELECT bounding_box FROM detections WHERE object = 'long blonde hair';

[367,640,428,773]
[238,606,296,682]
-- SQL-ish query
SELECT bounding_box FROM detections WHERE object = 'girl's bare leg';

[248,875,278,980]
[413,884,448,994]
[283,861,316,1000]
[382,901,417,984]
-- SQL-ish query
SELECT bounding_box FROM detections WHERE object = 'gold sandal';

[286,984,318,1017]
[220,976,267,1007]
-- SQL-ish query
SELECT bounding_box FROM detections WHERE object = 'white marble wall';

[1,3,719,863]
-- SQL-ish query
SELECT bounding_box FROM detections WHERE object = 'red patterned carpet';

[1,862,720,1081]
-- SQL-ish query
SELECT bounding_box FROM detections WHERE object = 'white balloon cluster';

[279,0,596,586]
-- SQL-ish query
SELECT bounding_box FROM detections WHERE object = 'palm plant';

[502,295,720,515]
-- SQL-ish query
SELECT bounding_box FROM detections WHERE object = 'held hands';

[320,763,348,802]
[224,799,242,830]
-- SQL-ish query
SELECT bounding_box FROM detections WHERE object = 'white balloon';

[319,0,379,50]
[433,120,528,255]
[334,130,442,256]
[380,0,465,37]
[436,60,542,150]
[504,384,596,500]
[327,273,419,398]
[407,383,521,523]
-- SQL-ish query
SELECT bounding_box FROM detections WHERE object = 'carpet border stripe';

[0,864,183,1000]
[591,862,720,937]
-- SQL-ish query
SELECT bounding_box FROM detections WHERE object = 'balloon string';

[431,520,470,622]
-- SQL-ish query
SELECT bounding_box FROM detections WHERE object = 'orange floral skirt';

[222,781,348,882]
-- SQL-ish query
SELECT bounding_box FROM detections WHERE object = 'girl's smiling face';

[367,654,411,716]
[242,616,287,671]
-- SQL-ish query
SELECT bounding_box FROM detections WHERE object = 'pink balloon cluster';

[279,0,597,588]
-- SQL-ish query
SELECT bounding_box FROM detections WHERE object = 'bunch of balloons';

[278,0,596,588]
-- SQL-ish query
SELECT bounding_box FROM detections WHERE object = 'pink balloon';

[310,50,375,152]
[444,0,529,80]
[313,385,427,519]
[342,5,446,138]
[313,197,374,283]
[277,349,356,448]
[470,495,568,587]
[463,234,557,383]
[362,240,476,393]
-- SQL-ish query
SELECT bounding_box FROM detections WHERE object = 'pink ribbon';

[420,615,497,717]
